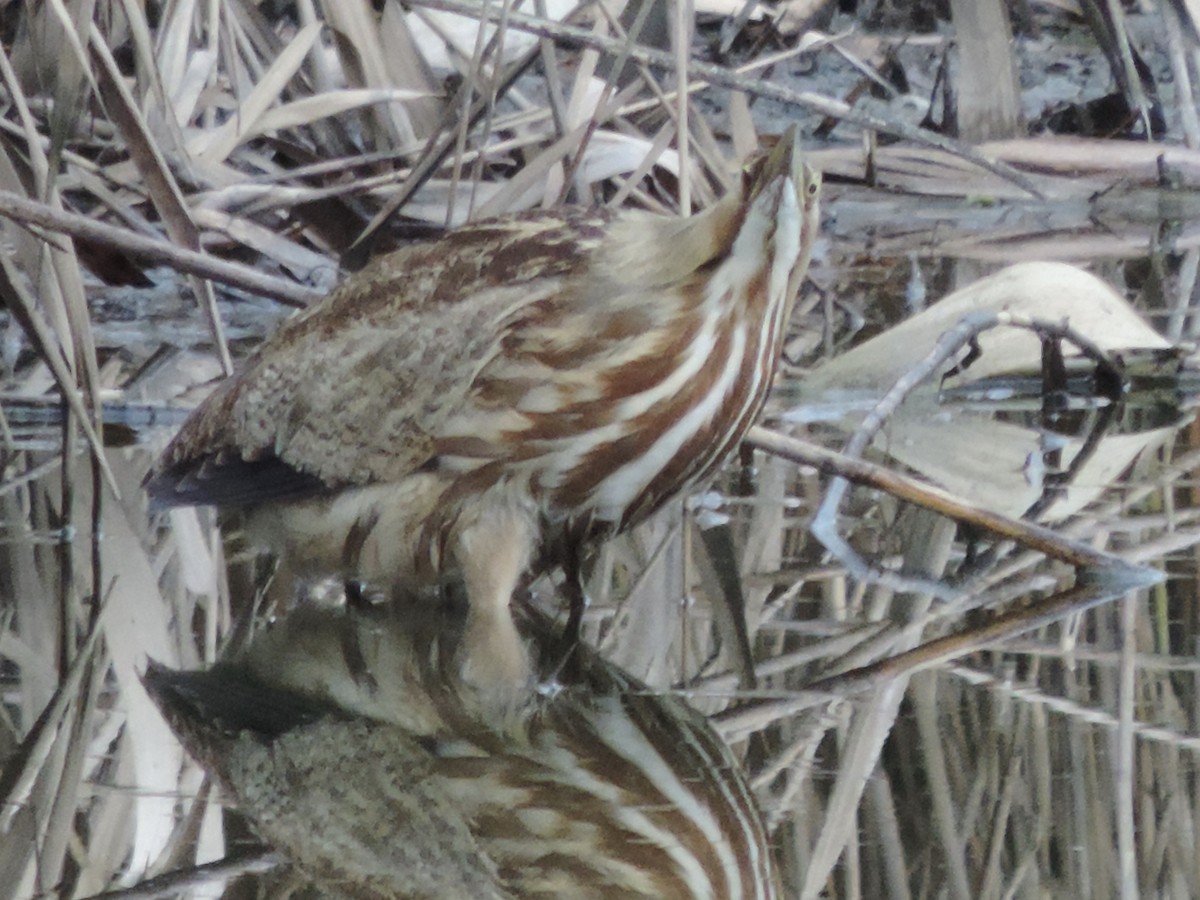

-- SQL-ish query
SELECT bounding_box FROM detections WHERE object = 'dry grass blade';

[89,21,233,374]
[190,22,323,164]
[948,0,1021,142]
[946,664,1200,751]
[320,0,440,145]
[251,87,434,136]
[0,251,120,496]
[0,38,100,407]
[0,593,108,833]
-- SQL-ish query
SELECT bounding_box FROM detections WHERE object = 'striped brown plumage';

[145,128,821,707]
[144,601,781,899]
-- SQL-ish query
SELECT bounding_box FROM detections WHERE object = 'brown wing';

[146,208,614,509]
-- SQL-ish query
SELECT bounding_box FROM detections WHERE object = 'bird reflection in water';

[145,593,781,900]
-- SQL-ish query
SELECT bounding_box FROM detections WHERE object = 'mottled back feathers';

[146,200,752,510]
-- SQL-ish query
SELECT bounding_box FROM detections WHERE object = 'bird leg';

[560,542,590,649]
[541,535,591,684]
[453,509,536,714]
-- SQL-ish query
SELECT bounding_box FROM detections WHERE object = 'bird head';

[740,124,822,308]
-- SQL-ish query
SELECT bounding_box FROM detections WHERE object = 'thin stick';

[75,849,282,900]
[0,190,321,307]
[714,569,1160,736]
[801,573,1154,696]
[746,425,1133,575]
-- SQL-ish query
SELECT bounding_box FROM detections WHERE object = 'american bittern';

[144,600,781,899]
[146,127,821,705]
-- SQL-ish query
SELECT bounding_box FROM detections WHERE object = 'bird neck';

[598,191,747,292]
